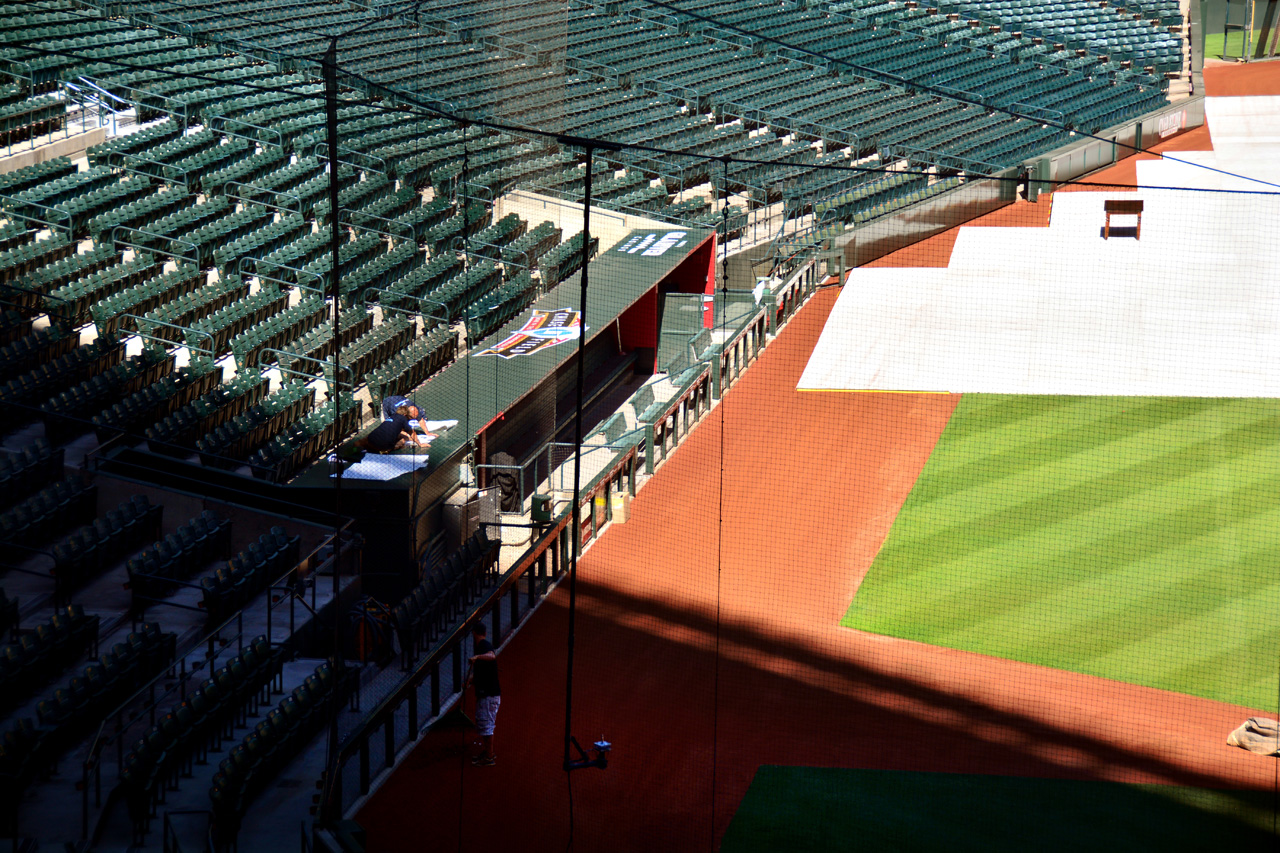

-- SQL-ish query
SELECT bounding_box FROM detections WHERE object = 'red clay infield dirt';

[358,289,1275,852]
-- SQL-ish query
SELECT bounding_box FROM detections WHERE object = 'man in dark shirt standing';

[468,622,500,766]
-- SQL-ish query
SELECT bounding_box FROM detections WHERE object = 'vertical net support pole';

[562,140,596,772]
[322,35,346,797]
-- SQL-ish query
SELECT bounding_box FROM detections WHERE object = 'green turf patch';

[1204,30,1268,59]
[842,395,1280,710]
[721,766,1277,853]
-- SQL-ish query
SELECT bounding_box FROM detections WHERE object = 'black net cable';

[562,142,598,851]
[710,154,732,851]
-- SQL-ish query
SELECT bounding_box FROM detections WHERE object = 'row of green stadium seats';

[422,202,492,256]
[52,177,152,238]
[229,297,329,371]
[422,261,503,326]
[377,254,464,312]
[300,233,386,292]
[196,380,314,467]
[145,370,268,456]
[190,281,290,357]
[213,214,309,275]
[280,306,373,373]
[23,243,120,296]
[86,119,182,168]
[46,255,162,324]
[203,148,290,199]
[313,172,391,226]
[91,362,221,442]
[0,325,77,387]
[92,264,208,340]
[179,204,275,268]
[166,138,256,192]
[8,164,115,210]
[248,394,361,482]
[364,326,457,404]
[339,242,422,300]
[539,232,597,289]
[331,318,414,383]
[0,337,122,433]
[143,277,249,345]
[41,348,173,444]
[96,184,190,251]
[466,271,539,342]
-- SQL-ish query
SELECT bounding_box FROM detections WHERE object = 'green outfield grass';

[842,395,1280,710]
[721,767,1276,852]
[1204,30,1267,59]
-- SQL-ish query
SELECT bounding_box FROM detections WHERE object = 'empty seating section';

[0,439,64,512]
[118,633,290,839]
[228,297,329,370]
[50,494,163,598]
[468,271,541,342]
[126,510,231,609]
[248,393,362,482]
[41,347,174,443]
[0,605,98,710]
[392,530,501,666]
[0,337,123,433]
[208,660,352,840]
[0,0,1181,496]
[0,622,176,808]
[146,370,269,455]
[0,324,79,384]
[0,475,96,549]
[198,527,301,623]
[89,361,222,440]
[120,634,283,834]
[364,327,458,404]
[91,264,208,339]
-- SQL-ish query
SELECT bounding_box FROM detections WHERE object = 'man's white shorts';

[475,695,501,737]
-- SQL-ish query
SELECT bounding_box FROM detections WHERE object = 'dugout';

[279,225,715,596]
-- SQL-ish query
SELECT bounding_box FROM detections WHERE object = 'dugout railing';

[315,442,639,830]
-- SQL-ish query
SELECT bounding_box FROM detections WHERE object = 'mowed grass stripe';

[913,396,1218,491]
[887,400,1280,556]
[844,394,1280,709]
[1000,515,1280,665]
[859,425,1280,625]
[860,440,1280,627]
[1087,586,1280,708]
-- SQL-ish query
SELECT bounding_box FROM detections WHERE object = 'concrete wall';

[0,126,107,175]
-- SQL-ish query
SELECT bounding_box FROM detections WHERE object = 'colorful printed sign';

[477,308,584,359]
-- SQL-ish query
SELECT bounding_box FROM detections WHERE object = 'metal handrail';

[81,527,354,843]
[237,256,327,295]
[111,225,199,266]
[211,114,285,150]
[75,75,190,127]
[106,151,189,188]
[258,347,357,388]
[123,313,216,358]
[0,192,74,233]
[340,207,414,241]
[222,180,305,218]
[361,286,429,321]
[313,141,386,175]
